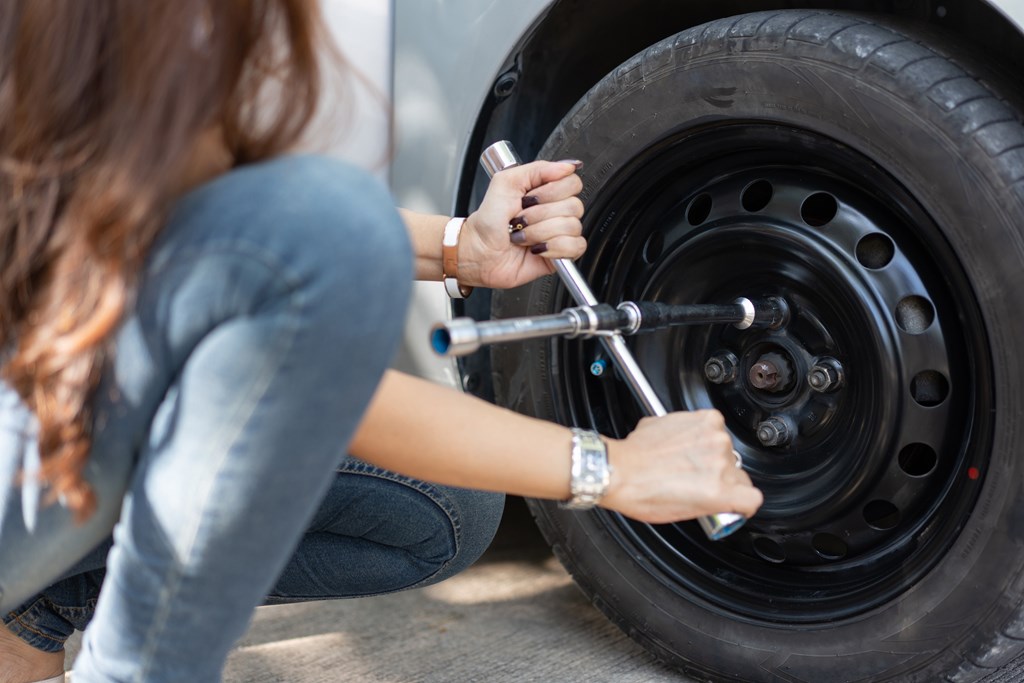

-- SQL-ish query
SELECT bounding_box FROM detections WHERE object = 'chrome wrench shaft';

[479,140,745,540]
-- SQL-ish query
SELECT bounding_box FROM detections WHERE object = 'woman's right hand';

[601,410,763,524]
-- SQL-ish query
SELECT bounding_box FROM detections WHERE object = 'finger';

[509,214,583,247]
[723,466,754,488]
[697,408,727,429]
[517,196,585,226]
[494,160,582,196]
[521,234,586,260]
[664,409,723,434]
[728,484,765,518]
[702,429,734,459]
[522,173,584,205]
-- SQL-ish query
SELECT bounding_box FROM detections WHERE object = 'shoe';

[31,675,66,683]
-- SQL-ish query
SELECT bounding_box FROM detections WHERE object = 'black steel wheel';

[567,123,987,623]
[490,11,1024,682]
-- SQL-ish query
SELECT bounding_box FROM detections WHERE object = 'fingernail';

[557,159,584,170]
[521,195,540,209]
[529,242,549,255]
[510,215,528,232]
[510,230,528,245]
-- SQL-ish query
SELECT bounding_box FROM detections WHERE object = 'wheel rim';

[554,124,993,623]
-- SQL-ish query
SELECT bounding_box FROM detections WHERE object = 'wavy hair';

[0,0,328,518]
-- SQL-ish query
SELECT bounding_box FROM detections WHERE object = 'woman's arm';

[349,370,763,524]
[397,209,449,282]
[383,160,762,523]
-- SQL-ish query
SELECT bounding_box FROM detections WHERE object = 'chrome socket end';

[699,512,747,540]
[431,317,481,356]
[480,141,521,178]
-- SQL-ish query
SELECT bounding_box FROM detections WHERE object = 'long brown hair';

[0,0,327,518]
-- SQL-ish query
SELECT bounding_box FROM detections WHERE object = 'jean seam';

[7,596,56,636]
[52,597,99,622]
[10,615,52,639]
[5,594,48,625]
[4,599,71,651]
[6,620,63,652]
[137,247,304,682]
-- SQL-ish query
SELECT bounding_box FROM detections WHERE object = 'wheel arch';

[456,0,1024,215]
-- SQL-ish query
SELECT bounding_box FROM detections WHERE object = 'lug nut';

[807,357,844,393]
[756,416,793,447]
[704,352,739,384]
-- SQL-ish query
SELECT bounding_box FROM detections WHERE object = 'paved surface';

[220,498,687,683]
[64,499,688,682]
[63,498,1024,681]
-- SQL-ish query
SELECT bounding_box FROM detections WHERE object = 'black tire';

[491,11,1024,683]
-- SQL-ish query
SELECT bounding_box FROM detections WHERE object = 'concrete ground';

[64,498,1024,682]
[64,498,687,682]
[221,498,686,683]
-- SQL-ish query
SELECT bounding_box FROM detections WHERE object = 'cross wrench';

[479,141,746,540]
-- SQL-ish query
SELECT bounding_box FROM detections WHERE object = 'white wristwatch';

[441,217,473,299]
[560,428,612,510]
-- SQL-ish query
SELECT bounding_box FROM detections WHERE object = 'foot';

[0,623,65,683]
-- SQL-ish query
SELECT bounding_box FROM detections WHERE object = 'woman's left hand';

[456,160,584,290]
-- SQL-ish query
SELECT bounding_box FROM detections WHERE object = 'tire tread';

[631,11,1024,202]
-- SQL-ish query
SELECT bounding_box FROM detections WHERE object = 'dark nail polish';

[529,242,549,255]
[557,159,584,170]
[510,215,528,231]
[521,195,540,209]
[510,230,528,245]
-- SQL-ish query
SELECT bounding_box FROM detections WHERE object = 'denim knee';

[331,462,507,589]
[414,486,505,589]
[330,461,506,591]
[267,462,505,601]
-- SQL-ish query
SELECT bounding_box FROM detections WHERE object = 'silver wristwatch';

[560,428,612,510]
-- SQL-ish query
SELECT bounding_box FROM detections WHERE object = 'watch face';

[569,429,610,507]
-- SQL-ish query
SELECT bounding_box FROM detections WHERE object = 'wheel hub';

[747,350,793,393]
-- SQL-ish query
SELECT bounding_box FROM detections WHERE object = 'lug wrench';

[432,299,786,356]
[479,141,747,540]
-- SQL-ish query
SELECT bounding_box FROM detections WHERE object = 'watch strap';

[441,217,473,299]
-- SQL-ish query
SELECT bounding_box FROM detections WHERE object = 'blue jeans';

[0,156,504,681]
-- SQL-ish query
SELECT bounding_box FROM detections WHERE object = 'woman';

[0,2,762,681]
